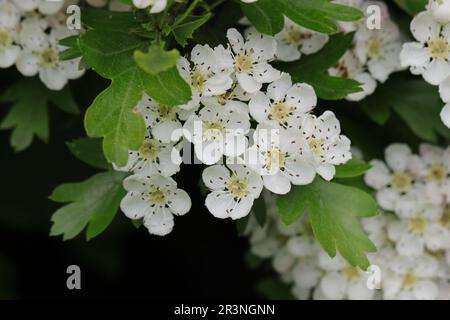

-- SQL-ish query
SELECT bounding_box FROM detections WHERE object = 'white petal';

[347,281,374,300]
[149,0,167,13]
[301,33,329,55]
[267,73,292,101]
[227,28,245,54]
[414,280,438,300]
[0,46,19,68]
[440,104,450,128]
[249,91,271,123]
[168,189,191,216]
[263,173,291,195]
[252,63,282,84]
[205,191,234,219]
[320,272,347,300]
[400,42,429,68]
[385,143,412,172]
[364,159,391,189]
[144,208,174,236]
[422,58,450,85]
[236,72,262,93]
[39,68,68,91]
[316,164,336,181]
[439,76,450,103]
[152,121,182,144]
[410,11,441,43]
[15,52,39,76]
[202,165,230,190]
[285,83,317,114]
[120,192,150,219]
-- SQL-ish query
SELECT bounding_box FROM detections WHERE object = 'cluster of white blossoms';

[400,0,450,128]
[0,0,84,90]
[246,150,450,300]
[118,25,353,235]
[331,0,403,101]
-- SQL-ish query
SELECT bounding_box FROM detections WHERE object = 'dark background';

[0,69,262,299]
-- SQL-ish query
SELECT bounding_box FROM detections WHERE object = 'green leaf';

[241,0,284,35]
[394,0,428,15]
[66,138,110,170]
[134,43,180,75]
[50,171,127,240]
[256,277,293,300]
[277,178,378,269]
[335,159,371,178]
[59,35,82,61]
[252,196,267,227]
[279,0,363,34]
[81,8,144,32]
[0,78,78,151]
[278,33,362,100]
[361,73,450,142]
[79,29,191,166]
[171,14,211,47]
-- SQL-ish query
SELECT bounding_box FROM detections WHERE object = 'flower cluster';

[246,160,450,300]
[331,0,403,101]
[400,0,450,127]
[118,26,352,235]
[0,0,84,90]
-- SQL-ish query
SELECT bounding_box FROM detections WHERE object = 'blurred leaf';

[257,277,293,300]
[81,8,144,32]
[394,0,428,15]
[277,178,377,269]
[0,78,78,152]
[67,138,110,169]
[252,197,267,227]
[50,171,126,240]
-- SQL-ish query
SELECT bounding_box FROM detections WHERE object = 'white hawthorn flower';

[329,50,377,101]
[132,0,167,13]
[246,123,316,195]
[354,21,402,82]
[428,0,450,23]
[12,0,64,15]
[364,144,419,211]
[275,18,329,62]
[0,1,20,68]
[137,95,184,143]
[183,105,250,165]
[241,0,258,3]
[438,77,450,127]
[387,203,450,255]
[416,144,450,204]
[16,22,84,90]
[227,27,281,93]
[298,111,352,181]
[315,251,374,300]
[202,164,263,219]
[400,11,450,85]
[115,134,181,177]
[177,44,233,110]
[249,73,317,128]
[201,80,252,118]
[120,174,191,236]
[383,255,440,300]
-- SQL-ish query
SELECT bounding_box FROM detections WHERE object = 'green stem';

[173,0,202,27]
[209,0,227,10]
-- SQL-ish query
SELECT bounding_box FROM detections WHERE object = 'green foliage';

[394,0,428,15]
[335,159,371,178]
[278,33,362,100]
[242,0,363,35]
[79,29,191,166]
[0,78,78,151]
[361,73,450,143]
[134,43,180,75]
[50,171,127,240]
[257,277,293,300]
[66,138,110,170]
[170,14,211,47]
[277,178,378,269]
[252,196,267,227]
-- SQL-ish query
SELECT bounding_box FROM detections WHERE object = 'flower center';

[191,70,207,90]
[0,30,12,49]
[157,104,177,121]
[285,25,311,46]
[269,102,293,124]
[307,137,325,156]
[226,176,249,200]
[341,265,361,281]
[235,53,254,73]
[139,139,160,161]
[390,172,412,193]
[204,121,224,141]
[428,38,450,59]
[427,164,446,183]
[408,216,428,235]
[367,36,384,59]
[39,48,59,67]
[148,189,167,206]
[264,148,286,172]
[401,272,417,290]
